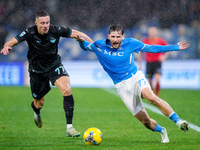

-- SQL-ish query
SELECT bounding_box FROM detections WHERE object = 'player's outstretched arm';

[177,41,189,50]
[70,29,94,43]
[0,38,19,55]
[75,36,94,52]
[141,41,189,53]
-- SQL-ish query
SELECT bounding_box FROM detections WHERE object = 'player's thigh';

[55,76,72,94]
[50,65,71,95]
[29,71,51,100]
[115,77,144,116]
[141,87,155,102]
[50,64,69,85]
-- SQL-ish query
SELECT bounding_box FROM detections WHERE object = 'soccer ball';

[83,127,103,145]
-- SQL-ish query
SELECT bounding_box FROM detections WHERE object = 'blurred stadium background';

[0,0,200,88]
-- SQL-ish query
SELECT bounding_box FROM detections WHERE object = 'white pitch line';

[103,88,200,132]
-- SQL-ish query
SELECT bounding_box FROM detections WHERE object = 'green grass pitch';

[0,86,200,150]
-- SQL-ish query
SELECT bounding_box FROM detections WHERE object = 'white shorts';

[114,71,151,116]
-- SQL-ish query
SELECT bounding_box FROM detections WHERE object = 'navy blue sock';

[63,95,74,124]
[169,112,180,123]
[31,101,40,114]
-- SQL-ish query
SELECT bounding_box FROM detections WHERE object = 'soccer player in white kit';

[77,24,189,143]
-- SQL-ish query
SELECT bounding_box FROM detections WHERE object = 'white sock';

[67,124,73,129]
[161,127,165,134]
[176,120,181,126]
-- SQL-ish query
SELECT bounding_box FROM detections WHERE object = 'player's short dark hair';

[109,24,124,35]
[36,11,49,19]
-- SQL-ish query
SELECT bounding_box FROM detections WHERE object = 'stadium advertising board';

[63,61,113,88]
[64,60,200,89]
[0,60,199,89]
[161,60,200,89]
[0,62,25,86]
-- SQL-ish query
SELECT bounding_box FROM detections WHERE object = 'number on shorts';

[137,79,147,87]
[55,66,65,75]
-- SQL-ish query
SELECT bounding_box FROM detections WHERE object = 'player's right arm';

[76,36,94,52]
[79,40,94,52]
[1,38,19,55]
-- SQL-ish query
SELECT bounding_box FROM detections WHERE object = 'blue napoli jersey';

[80,38,180,84]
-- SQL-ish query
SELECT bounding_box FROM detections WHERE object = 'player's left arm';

[70,29,94,43]
[141,41,189,53]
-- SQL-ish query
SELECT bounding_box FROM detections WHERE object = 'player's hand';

[75,36,85,42]
[177,41,189,50]
[0,46,12,55]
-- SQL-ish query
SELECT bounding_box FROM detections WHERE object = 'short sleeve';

[56,25,72,38]
[15,29,29,43]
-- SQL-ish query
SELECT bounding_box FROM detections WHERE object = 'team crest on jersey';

[19,31,26,37]
[97,47,102,52]
[50,37,56,43]
[36,40,42,43]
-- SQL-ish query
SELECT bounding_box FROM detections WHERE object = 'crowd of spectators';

[0,0,200,60]
[0,0,200,30]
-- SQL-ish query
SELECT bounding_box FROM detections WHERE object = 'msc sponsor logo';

[103,50,124,56]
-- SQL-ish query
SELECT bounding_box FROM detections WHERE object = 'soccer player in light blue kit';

[77,24,189,143]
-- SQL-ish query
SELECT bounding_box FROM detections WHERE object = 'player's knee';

[39,97,44,106]
[62,86,72,96]
[38,97,44,109]
[35,97,44,109]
